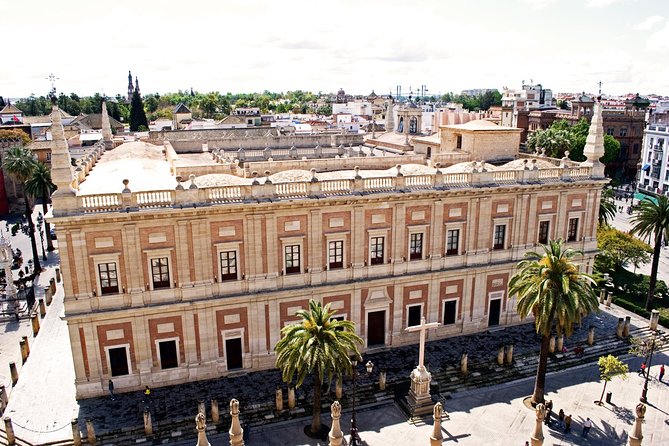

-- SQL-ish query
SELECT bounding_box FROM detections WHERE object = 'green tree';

[0,96,5,107]
[144,94,159,114]
[596,226,651,271]
[599,188,616,225]
[630,195,669,311]
[129,90,149,131]
[24,162,56,251]
[275,300,363,435]
[2,146,41,273]
[0,129,31,146]
[596,355,628,405]
[508,240,599,405]
[602,135,621,164]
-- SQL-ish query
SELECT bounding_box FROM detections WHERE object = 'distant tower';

[135,76,140,96]
[127,71,133,101]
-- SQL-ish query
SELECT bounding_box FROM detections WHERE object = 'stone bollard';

[275,388,283,412]
[288,386,296,410]
[55,267,61,283]
[629,402,646,446]
[497,345,504,366]
[623,316,631,337]
[588,326,595,346]
[195,411,211,446]
[335,377,342,399]
[211,399,219,424]
[229,399,244,446]
[44,286,53,305]
[50,277,56,295]
[86,419,96,445]
[9,362,18,386]
[31,313,40,336]
[430,402,445,446]
[557,335,564,353]
[379,370,387,390]
[599,289,605,304]
[20,339,28,364]
[530,403,545,446]
[143,409,152,436]
[21,336,30,356]
[39,299,46,318]
[605,293,613,308]
[549,336,556,354]
[616,318,624,338]
[198,400,206,419]
[505,344,514,365]
[0,385,7,410]
[328,401,343,446]
[4,417,15,446]
[650,310,660,331]
[71,419,82,446]
[461,352,468,375]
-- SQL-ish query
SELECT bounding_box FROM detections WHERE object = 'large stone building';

[49,99,608,399]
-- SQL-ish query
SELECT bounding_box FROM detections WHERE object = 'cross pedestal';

[404,317,440,417]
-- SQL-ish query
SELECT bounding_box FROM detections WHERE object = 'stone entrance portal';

[488,299,501,327]
[225,338,243,370]
[367,311,385,346]
[158,340,178,369]
[109,347,129,376]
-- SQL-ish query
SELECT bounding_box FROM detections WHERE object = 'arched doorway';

[409,117,418,134]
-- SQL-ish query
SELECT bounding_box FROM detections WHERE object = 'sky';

[1,0,668,99]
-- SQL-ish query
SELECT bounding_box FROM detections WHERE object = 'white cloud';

[634,15,664,31]
[647,21,669,51]
[518,0,558,8]
[586,0,627,8]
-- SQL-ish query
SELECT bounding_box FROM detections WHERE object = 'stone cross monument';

[229,399,244,446]
[404,317,440,416]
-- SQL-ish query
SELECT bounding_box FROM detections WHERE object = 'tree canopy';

[596,226,651,271]
[129,90,149,131]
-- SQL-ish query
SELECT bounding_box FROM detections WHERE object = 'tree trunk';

[42,188,54,251]
[646,233,662,311]
[24,199,41,274]
[531,334,550,406]
[310,373,322,434]
[598,380,607,405]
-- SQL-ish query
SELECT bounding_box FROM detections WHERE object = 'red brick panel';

[402,284,429,327]
[215,308,250,357]
[85,230,126,295]
[96,322,136,375]
[485,273,509,314]
[567,193,587,211]
[491,198,515,218]
[79,327,90,379]
[443,203,468,222]
[323,294,351,320]
[537,196,558,215]
[148,315,185,367]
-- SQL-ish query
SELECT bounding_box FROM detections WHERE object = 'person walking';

[558,409,565,428]
[544,399,553,426]
[659,364,665,382]
[564,414,572,433]
[582,417,593,438]
[638,361,647,377]
[108,380,115,400]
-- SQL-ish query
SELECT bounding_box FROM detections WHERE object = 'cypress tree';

[0,96,5,107]
[129,89,148,131]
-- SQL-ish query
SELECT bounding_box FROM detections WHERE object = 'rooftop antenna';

[46,73,59,98]
[598,80,602,96]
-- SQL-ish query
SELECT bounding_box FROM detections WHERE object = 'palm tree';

[599,187,616,225]
[24,162,56,251]
[508,240,599,405]
[275,300,363,436]
[630,195,669,311]
[2,146,41,273]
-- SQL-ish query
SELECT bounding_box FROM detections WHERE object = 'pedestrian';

[144,385,151,397]
[659,364,665,382]
[582,417,593,438]
[108,379,115,400]
[558,409,565,428]
[564,414,572,433]
[638,361,646,376]
[544,399,553,425]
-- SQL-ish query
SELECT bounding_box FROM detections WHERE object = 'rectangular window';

[370,236,385,265]
[443,300,457,325]
[284,245,301,274]
[328,240,344,270]
[620,127,627,137]
[568,218,579,242]
[98,262,119,295]
[220,251,238,282]
[409,233,423,260]
[151,257,170,289]
[446,229,459,256]
[493,225,506,250]
[606,128,614,136]
[46,152,52,162]
[408,305,422,327]
[538,221,550,245]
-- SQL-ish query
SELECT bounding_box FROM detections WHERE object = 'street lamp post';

[349,359,374,446]
[640,330,658,403]
[36,213,47,261]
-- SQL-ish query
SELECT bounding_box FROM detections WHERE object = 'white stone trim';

[441,298,459,325]
[144,248,175,290]
[91,253,122,296]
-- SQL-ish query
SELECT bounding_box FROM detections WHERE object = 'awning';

[642,163,651,171]
[634,191,658,205]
